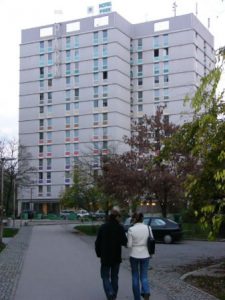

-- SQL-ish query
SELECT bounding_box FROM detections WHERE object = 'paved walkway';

[0,224,220,300]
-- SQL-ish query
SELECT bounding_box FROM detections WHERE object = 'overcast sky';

[0,0,224,139]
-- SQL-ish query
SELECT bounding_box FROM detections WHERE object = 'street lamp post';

[0,157,16,244]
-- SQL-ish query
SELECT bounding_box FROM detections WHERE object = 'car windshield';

[143,217,166,226]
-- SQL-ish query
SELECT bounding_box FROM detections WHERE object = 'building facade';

[18,12,214,214]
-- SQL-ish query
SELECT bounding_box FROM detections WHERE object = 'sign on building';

[99,2,112,14]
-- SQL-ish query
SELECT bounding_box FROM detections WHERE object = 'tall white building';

[18,11,214,214]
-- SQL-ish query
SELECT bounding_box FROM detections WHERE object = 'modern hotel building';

[18,11,214,214]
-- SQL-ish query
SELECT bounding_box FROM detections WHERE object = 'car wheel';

[163,234,173,244]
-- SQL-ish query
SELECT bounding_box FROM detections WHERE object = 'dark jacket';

[95,219,127,266]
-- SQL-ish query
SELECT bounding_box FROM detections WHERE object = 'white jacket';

[127,222,153,258]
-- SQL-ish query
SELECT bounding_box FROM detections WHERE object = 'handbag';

[147,226,155,255]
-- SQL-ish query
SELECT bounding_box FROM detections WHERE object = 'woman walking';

[127,212,153,300]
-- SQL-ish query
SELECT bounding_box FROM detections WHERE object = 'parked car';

[92,210,106,220]
[124,216,182,244]
[60,210,76,219]
[77,209,90,218]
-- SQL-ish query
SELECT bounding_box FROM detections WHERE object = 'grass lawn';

[3,228,19,238]
[186,274,225,300]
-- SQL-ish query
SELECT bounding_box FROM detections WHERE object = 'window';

[103,71,108,80]
[154,76,159,85]
[103,127,108,138]
[93,46,98,58]
[164,75,169,84]
[74,143,79,151]
[40,106,44,114]
[138,52,142,64]
[102,113,108,124]
[74,129,79,139]
[46,185,51,196]
[47,105,52,114]
[163,88,169,100]
[163,48,169,60]
[66,63,71,75]
[93,32,99,44]
[40,41,44,53]
[93,59,99,72]
[154,63,160,75]
[39,172,43,183]
[163,62,169,74]
[66,50,70,62]
[38,185,43,196]
[94,72,99,83]
[103,85,108,97]
[47,158,52,170]
[66,77,70,86]
[47,131,52,143]
[48,79,52,87]
[39,159,43,170]
[48,40,52,52]
[74,116,79,126]
[47,172,51,183]
[40,80,44,90]
[40,67,44,79]
[74,102,79,110]
[66,103,70,111]
[39,145,44,154]
[39,119,44,129]
[74,88,79,100]
[66,116,70,126]
[154,89,160,101]
[103,141,108,149]
[40,93,44,104]
[74,75,79,84]
[102,58,108,70]
[47,118,52,129]
[103,99,108,107]
[40,54,45,66]
[138,91,143,102]
[93,113,99,125]
[138,65,143,77]
[48,66,52,78]
[163,34,168,46]
[47,145,52,154]
[94,99,99,108]
[74,49,79,61]
[153,36,159,48]
[39,132,44,142]
[74,35,79,48]
[138,104,143,112]
[103,30,108,43]
[48,53,53,65]
[65,157,71,169]
[75,62,79,74]
[66,36,70,49]
[47,92,52,103]
[66,90,70,101]
[94,86,99,98]
[138,78,143,86]
[138,39,142,51]
[154,49,159,61]
[102,45,107,57]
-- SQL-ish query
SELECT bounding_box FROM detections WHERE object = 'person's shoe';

[143,293,150,300]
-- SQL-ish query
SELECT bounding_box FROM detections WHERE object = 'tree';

[99,108,180,217]
[164,49,225,238]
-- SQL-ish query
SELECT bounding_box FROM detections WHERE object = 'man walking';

[95,207,127,300]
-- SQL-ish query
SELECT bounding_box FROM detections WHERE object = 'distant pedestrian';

[127,212,153,300]
[95,207,127,300]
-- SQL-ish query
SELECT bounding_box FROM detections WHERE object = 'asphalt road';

[12,224,170,300]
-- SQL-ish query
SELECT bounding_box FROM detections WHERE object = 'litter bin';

[174,214,182,224]
[22,212,28,220]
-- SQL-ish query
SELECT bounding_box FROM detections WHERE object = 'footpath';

[0,224,219,300]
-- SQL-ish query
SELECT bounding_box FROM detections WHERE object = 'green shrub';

[75,225,100,235]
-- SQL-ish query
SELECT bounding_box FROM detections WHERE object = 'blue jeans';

[100,263,120,299]
[129,257,150,300]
